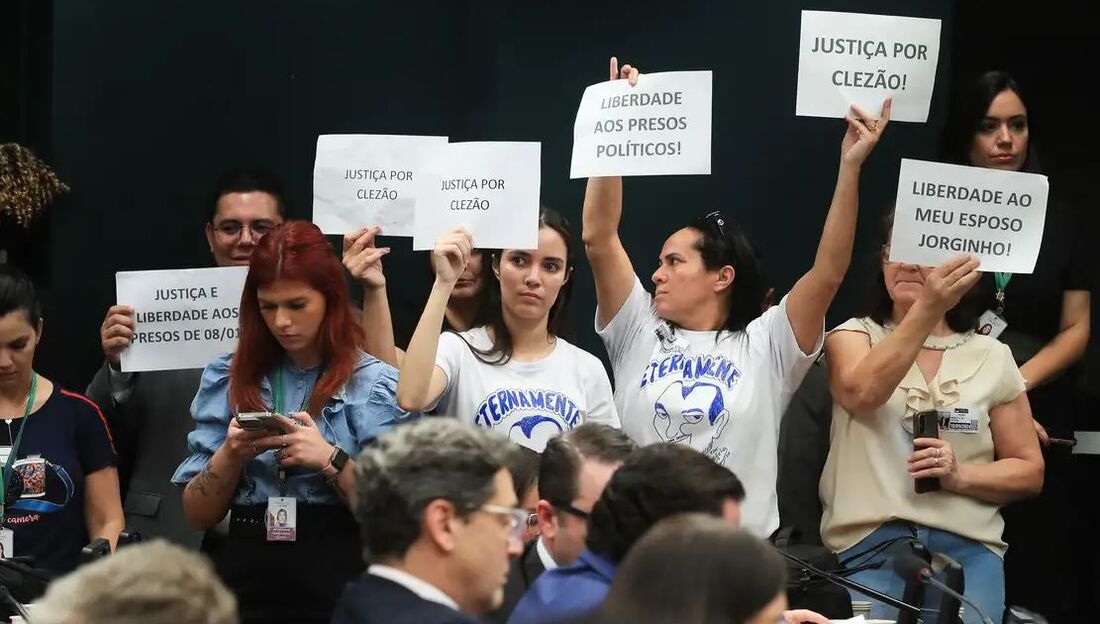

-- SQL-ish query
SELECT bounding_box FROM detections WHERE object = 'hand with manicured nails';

[343,225,390,289]
[909,437,960,489]
[101,305,136,369]
[609,56,640,85]
[432,228,474,286]
[224,418,279,464]
[841,98,892,167]
[255,413,334,471]
[917,254,983,314]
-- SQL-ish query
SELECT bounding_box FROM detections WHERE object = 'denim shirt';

[172,352,417,505]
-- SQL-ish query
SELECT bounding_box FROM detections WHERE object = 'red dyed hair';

[229,220,365,416]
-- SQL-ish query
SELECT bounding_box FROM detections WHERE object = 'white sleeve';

[427,331,465,412]
[578,351,620,429]
[595,276,655,371]
[749,294,823,394]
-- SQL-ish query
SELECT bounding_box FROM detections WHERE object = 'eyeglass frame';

[546,499,591,520]
[478,504,532,544]
[210,219,280,240]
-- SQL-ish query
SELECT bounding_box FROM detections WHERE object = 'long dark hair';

[941,71,1040,173]
[0,264,41,325]
[864,213,983,333]
[463,207,576,365]
[686,213,766,334]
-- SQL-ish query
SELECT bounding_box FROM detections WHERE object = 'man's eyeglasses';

[212,220,278,240]
[478,504,532,544]
[548,500,590,520]
[703,210,727,238]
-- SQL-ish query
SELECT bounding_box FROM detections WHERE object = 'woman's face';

[450,250,485,301]
[968,89,1029,171]
[651,227,729,325]
[882,243,932,308]
[257,279,327,359]
[0,311,40,390]
[494,227,570,323]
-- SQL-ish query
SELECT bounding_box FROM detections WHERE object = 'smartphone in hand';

[913,410,941,494]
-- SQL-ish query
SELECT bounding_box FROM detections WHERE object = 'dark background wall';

[6,0,959,390]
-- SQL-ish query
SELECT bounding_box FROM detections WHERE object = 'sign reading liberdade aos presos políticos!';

[890,159,1049,274]
[116,266,249,372]
[412,141,541,251]
[312,134,448,237]
[570,70,712,178]
[796,11,941,122]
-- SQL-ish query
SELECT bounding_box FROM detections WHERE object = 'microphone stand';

[0,584,31,621]
[776,549,923,618]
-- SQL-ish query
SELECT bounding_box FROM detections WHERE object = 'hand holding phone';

[913,410,941,494]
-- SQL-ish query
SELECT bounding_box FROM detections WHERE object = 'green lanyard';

[994,272,1012,314]
[0,372,38,526]
[271,366,321,495]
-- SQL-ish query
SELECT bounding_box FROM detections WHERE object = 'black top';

[1,385,116,573]
[976,198,1089,433]
[330,573,479,624]
[487,539,548,624]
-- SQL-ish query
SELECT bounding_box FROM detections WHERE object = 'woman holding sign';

[174,221,416,624]
[0,265,123,580]
[582,58,887,538]
[396,208,619,451]
[942,71,1091,621]
[821,221,1044,623]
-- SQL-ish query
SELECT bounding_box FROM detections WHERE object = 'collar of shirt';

[368,564,460,612]
[575,549,618,582]
[535,536,558,571]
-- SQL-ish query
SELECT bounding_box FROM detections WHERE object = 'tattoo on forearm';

[188,465,222,497]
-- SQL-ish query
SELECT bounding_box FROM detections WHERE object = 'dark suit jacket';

[86,361,204,548]
[486,539,548,623]
[331,574,479,624]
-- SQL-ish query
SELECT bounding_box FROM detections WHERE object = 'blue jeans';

[838,522,1004,624]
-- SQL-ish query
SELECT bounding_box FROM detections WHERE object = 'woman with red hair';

[173,221,415,624]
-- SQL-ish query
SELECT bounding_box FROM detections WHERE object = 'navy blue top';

[331,574,479,624]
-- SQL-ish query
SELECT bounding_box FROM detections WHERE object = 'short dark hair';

[599,514,787,624]
[505,444,541,504]
[864,212,983,332]
[685,213,766,334]
[585,444,745,563]
[539,424,635,512]
[941,71,1040,173]
[353,419,515,562]
[209,168,287,222]
[0,264,41,325]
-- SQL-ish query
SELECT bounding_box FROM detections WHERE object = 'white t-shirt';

[596,277,820,537]
[432,326,620,451]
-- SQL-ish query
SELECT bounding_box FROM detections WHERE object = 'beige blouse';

[819,317,1025,557]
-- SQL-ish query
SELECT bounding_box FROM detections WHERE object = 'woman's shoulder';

[50,383,105,419]
[198,353,234,385]
[554,337,607,371]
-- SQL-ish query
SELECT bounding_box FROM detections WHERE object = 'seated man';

[332,419,525,624]
[490,424,635,623]
[32,539,237,624]
[507,443,744,624]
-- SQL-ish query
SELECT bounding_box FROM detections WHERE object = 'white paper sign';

[890,159,1049,273]
[570,70,712,178]
[796,11,942,122]
[312,134,448,236]
[116,266,249,372]
[412,142,541,251]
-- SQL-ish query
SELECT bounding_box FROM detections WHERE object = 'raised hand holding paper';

[796,11,941,123]
[313,134,447,236]
[890,159,1048,273]
[117,266,249,372]
[412,141,541,251]
[570,70,712,178]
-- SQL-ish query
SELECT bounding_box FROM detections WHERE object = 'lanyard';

[0,372,38,525]
[271,366,321,496]
[994,272,1012,314]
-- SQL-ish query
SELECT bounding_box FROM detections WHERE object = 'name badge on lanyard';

[937,407,980,434]
[976,309,1008,340]
[266,496,297,542]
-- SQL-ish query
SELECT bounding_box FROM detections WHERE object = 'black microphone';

[0,567,33,622]
[893,551,995,624]
[775,548,922,616]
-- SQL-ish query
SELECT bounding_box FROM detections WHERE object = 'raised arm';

[786,99,891,353]
[395,229,471,412]
[825,255,982,414]
[344,226,399,367]
[583,57,641,327]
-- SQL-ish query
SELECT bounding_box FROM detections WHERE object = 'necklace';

[884,323,975,351]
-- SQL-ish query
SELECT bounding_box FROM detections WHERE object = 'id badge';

[0,528,13,559]
[266,497,297,542]
[976,309,1008,340]
[937,407,980,434]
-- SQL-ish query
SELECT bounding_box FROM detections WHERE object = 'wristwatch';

[322,446,350,482]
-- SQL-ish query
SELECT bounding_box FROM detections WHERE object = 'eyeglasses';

[212,220,278,240]
[478,504,531,544]
[703,210,727,238]
[548,500,590,520]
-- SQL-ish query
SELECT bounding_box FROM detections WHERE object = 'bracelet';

[321,461,339,482]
